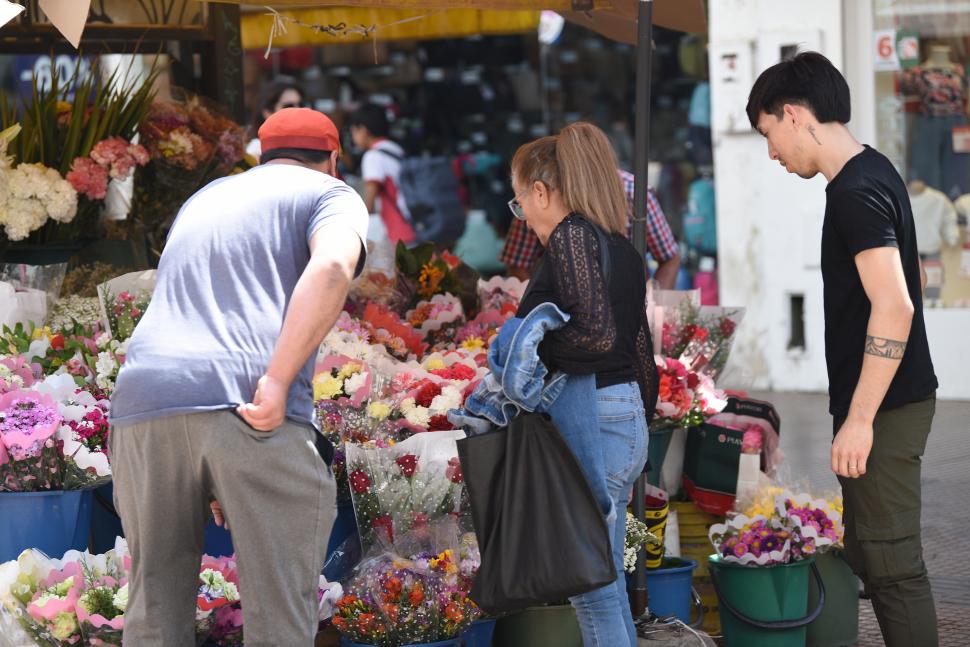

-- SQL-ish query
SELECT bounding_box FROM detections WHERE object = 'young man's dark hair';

[745,51,851,128]
[348,104,390,138]
[260,147,332,166]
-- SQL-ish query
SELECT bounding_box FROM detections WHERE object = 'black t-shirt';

[822,146,938,417]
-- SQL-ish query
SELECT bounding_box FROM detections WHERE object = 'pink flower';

[0,390,62,461]
[90,137,150,179]
[67,156,109,200]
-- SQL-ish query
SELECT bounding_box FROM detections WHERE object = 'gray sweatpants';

[111,410,335,647]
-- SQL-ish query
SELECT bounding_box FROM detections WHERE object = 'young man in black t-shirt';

[747,52,939,646]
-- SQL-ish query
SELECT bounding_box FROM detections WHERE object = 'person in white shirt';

[909,180,960,302]
[349,104,416,245]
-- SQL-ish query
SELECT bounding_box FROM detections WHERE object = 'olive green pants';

[835,395,937,647]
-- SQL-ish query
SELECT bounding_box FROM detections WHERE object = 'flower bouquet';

[0,125,78,246]
[0,389,66,492]
[709,490,843,566]
[0,59,157,246]
[74,561,127,646]
[653,356,728,429]
[129,92,247,262]
[345,430,467,555]
[333,548,479,646]
[0,541,250,647]
[623,512,661,573]
[392,243,479,316]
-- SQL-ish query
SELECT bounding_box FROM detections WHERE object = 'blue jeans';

[569,382,649,647]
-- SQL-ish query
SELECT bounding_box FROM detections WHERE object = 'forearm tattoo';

[865,335,907,360]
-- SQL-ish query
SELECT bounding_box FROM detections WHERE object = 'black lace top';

[516,213,659,415]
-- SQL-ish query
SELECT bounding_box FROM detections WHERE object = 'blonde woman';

[509,122,659,646]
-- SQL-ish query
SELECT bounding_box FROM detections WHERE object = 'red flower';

[440,250,461,269]
[428,415,453,431]
[349,469,371,494]
[408,583,425,605]
[681,323,698,340]
[686,372,700,390]
[372,515,394,544]
[384,576,403,601]
[412,512,430,528]
[444,602,464,623]
[396,454,418,478]
[720,318,737,337]
[49,334,65,350]
[446,457,463,484]
[414,382,442,409]
[693,327,709,342]
[357,613,377,633]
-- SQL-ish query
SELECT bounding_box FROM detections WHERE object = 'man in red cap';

[111,108,368,646]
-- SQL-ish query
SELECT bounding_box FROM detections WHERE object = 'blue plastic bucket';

[462,618,497,647]
[645,558,697,623]
[341,639,461,647]
[203,519,234,557]
[90,482,124,554]
[0,489,93,562]
[327,501,358,557]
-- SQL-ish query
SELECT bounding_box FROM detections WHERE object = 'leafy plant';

[0,57,158,243]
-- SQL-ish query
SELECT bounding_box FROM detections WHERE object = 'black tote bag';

[456,412,616,614]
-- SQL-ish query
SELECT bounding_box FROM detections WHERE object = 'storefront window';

[874,0,970,308]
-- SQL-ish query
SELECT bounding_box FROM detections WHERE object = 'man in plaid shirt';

[500,169,681,287]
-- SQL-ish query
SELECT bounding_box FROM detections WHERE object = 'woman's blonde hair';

[510,122,627,235]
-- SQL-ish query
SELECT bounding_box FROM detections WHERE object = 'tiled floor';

[758,391,970,646]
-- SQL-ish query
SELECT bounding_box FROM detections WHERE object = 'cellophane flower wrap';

[0,389,64,491]
[653,356,728,429]
[332,532,481,646]
[653,287,744,378]
[346,430,467,555]
[709,489,844,566]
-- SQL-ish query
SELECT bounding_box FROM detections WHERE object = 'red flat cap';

[258,107,340,154]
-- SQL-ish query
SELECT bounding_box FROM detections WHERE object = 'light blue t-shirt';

[110,164,369,428]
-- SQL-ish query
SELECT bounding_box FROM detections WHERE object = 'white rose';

[112,583,129,612]
[95,332,113,350]
[343,372,367,395]
[404,406,430,428]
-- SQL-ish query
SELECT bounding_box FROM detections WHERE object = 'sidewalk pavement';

[757,391,970,647]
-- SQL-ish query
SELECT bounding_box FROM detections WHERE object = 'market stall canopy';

[207,0,705,47]
[239,6,540,47]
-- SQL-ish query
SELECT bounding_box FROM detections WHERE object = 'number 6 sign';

[874,29,900,71]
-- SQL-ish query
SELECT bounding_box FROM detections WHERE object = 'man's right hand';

[237,375,288,431]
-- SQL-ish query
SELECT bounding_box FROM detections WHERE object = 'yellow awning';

[241,7,540,47]
[211,1,707,45]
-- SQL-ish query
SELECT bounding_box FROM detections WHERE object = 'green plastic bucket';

[709,555,825,647]
[807,551,859,647]
[646,425,675,487]
[492,604,582,647]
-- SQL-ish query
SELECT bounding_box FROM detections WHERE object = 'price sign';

[874,30,900,71]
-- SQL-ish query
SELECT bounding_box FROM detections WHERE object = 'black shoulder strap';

[373,146,404,162]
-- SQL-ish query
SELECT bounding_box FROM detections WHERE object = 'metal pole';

[631,0,653,622]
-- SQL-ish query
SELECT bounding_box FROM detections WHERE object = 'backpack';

[683,177,717,254]
[379,149,467,245]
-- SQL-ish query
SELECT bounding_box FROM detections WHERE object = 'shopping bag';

[456,412,615,614]
[683,396,782,516]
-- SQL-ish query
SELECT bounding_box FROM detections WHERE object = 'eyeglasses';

[507,193,527,220]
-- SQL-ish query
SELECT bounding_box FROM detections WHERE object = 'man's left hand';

[831,418,873,478]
